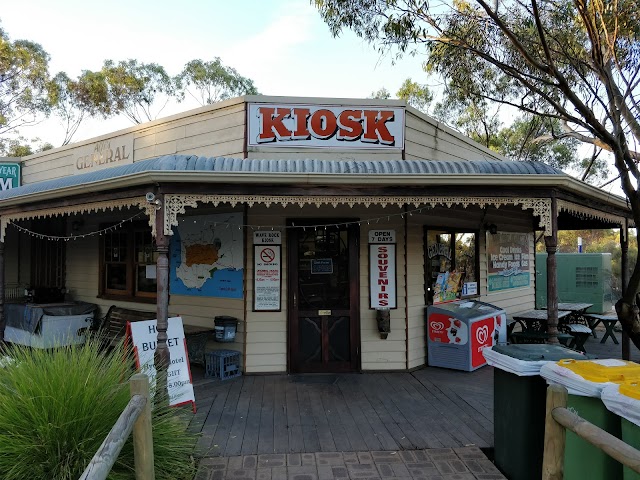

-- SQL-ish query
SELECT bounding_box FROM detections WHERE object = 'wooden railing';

[542,384,640,479]
[79,373,154,480]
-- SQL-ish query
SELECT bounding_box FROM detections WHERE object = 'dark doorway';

[287,221,360,373]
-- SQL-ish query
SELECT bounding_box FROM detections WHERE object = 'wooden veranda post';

[621,219,630,360]
[544,196,560,343]
[154,193,170,373]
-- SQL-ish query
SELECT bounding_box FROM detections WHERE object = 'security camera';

[145,192,155,202]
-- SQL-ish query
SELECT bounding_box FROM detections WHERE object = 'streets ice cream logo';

[476,325,490,345]
[429,316,468,345]
[430,321,445,332]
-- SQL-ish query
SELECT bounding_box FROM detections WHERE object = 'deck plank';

[241,376,264,455]
[285,380,305,452]
[272,376,289,453]
[257,376,276,454]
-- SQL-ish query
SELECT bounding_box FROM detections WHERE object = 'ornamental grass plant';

[0,338,197,480]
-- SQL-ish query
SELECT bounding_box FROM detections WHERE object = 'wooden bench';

[511,331,574,347]
[563,324,592,352]
[97,305,156,348]
[96,307,216,364]
[511,327,590,352]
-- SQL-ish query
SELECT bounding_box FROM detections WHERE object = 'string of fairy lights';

[9,212,147,241]
[7,205,441,242]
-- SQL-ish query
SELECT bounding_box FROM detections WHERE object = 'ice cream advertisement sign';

[487,232,531,291]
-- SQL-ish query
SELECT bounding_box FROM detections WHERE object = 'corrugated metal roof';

[0,155,564,201]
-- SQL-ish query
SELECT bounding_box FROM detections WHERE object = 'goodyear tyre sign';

[0,163,21,190]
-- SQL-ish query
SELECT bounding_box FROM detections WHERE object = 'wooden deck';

[189,367,494,457]
[188,326,637,458]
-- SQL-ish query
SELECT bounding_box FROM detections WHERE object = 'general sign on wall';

[253,231,282,311]
[0,162,21,190]
[73,133,134,173]
[369,230,397,309]
[248,103,405,149]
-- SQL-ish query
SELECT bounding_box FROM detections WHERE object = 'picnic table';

[511,309,591,352]
[582,314,620,344]
[545,302,595,336]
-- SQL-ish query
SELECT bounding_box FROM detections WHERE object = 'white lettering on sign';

[369,244,397,309]
[0,162,21,190]
[368,230,396,244]
[253,230,282,245]
[248,103,405,149]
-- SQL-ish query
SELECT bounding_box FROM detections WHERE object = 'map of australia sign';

[169,213,244,298]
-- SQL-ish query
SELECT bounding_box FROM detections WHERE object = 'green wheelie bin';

[484,344,588,480]
[541,359,640,480]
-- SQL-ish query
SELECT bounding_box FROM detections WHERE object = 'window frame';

[424,226,480,305]
[99,221,157,303]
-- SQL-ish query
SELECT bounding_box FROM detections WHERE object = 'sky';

[2,0,430,143]
[0,0,627,197]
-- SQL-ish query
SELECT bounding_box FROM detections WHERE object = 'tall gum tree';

[313,0,640,347]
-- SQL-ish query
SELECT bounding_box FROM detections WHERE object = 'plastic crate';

[205,349,241,380]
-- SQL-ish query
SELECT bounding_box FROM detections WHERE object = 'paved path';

[194,447,506,480]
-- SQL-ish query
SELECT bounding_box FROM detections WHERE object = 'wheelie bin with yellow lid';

[540,359,640,480]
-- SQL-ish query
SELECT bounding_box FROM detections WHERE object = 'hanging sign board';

[127,317,196,412]
[369,230,397,309]
[253,231,282,311]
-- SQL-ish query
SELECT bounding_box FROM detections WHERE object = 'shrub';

[0,339,196,480]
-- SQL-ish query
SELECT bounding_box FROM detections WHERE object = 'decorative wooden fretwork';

[0,198,150,241]
[163,194,554,236]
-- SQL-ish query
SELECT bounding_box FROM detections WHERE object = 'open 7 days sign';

[248,103,405,149]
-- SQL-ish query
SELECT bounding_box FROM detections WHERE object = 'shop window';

[425,228,478,304]
[100,223,157,300]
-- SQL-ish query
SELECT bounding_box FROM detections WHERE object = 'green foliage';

[177,58,259,106]
[0,135,52,156]
[101,59,180,124]
[0,340,196,480]
[368,87,390,99]
[313,0,639,181]
[0,25,52,135]
[47,71,112,145]
[396,78,432,113]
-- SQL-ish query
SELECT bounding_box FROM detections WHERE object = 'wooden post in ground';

[542,384,567,480]
[131,373,155,480]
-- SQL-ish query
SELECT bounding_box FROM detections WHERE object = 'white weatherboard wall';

[244,205,288,373]
[360,215,407,371]
[404,109,505,162]
[19,98,246,185]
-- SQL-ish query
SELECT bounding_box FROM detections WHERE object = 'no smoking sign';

[260,247,276,263]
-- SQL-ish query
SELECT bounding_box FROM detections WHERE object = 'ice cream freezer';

[427,300,507,371]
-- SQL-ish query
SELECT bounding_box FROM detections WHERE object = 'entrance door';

[288,222,360,373]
